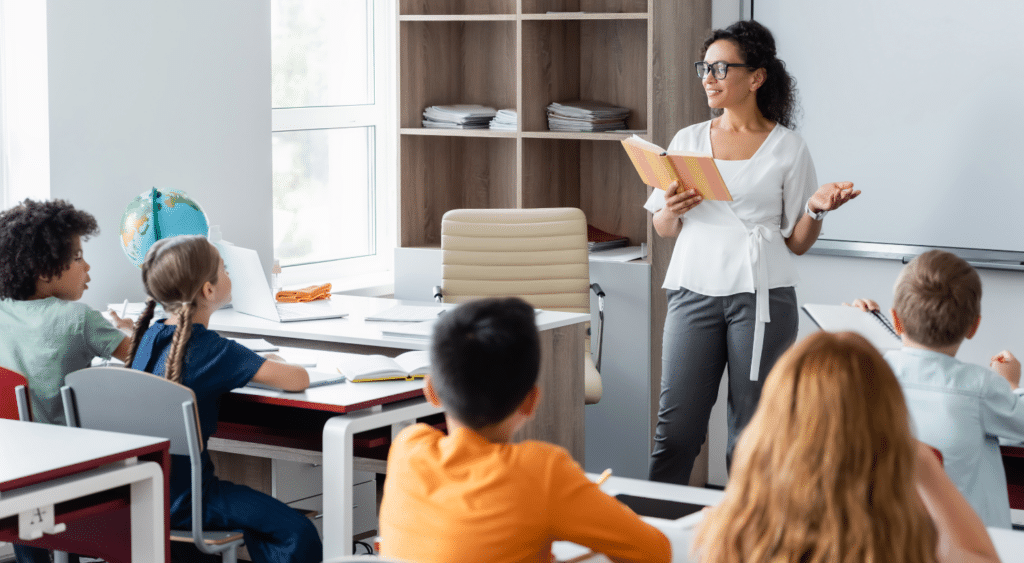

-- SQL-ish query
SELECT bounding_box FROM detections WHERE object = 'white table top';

[0,419,167,491]
[209,295,590,350]
[229,347,427,413]
[556,475,1024,563]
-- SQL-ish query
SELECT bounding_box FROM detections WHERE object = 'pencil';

[596,468,612,486]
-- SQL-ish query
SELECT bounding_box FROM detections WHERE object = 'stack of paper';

[547,100,631,132]
[422,105,497,129]
[489,109,517,131]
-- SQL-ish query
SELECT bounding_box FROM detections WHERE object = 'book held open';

[621,135,732,201]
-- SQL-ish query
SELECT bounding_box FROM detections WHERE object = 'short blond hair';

[893,250,981,348]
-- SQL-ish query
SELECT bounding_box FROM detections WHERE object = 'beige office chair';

[433,207,604,404]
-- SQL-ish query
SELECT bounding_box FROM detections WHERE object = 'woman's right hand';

[662,181,704,218]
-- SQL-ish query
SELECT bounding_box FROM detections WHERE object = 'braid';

[124,298,157,368]
[164,301,195,384]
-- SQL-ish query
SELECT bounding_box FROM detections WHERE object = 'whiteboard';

[756,0,1024,254]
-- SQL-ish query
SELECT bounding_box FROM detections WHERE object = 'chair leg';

[222,547,238,563]
[53,551,69,563]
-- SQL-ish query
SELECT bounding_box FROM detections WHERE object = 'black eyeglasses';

[694,61,756,80]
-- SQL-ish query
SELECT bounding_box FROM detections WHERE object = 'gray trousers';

[648,286,798,485]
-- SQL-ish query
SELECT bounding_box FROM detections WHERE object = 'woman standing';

[646,20,859,484]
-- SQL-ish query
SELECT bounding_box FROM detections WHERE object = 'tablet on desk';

[614,493,705,521]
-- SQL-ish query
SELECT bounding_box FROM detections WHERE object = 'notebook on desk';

[247,370,346,390]
[217,243,348,323]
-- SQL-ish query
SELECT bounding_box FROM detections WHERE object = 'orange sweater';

[380,424,671,563]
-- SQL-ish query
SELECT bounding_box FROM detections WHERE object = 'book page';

[395,350,430,376]
[337,354,405,381]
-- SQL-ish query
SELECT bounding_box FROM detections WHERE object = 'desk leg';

[130,464,164,562]
[322,400,443,559]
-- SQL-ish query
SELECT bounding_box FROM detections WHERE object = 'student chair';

[60,366,246,563]
[0,366,31,421]
[433,207,605,404]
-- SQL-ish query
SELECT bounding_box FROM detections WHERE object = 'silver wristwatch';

[805,201,828,221]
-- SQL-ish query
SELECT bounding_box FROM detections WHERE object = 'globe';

[119,187,209,267]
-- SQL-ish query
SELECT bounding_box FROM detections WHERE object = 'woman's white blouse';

[644,120,818,296]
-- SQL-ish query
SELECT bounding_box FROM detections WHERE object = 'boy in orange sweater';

[379,297,671,563]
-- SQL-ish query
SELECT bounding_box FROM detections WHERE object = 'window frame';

[271,0,396,289]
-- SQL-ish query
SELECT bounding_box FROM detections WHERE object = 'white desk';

[556,475,1024,563]
[0,419,169,563]
[209,295,588,559]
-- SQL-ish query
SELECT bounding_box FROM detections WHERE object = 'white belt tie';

[748,225,773,381]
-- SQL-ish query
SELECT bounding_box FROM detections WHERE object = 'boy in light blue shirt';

[0,199,131,425]
[853,249,1023,528]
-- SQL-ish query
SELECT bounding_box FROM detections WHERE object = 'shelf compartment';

[522,137,648,246]
[400,135,517,247]
[400,0,515,16]
[400,20,516,129]
[522,0,649,15]
[521,18,649,134]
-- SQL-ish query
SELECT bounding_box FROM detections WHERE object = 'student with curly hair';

[0,198,132,563]
[645,20,861,484]
[693,331,1000,563]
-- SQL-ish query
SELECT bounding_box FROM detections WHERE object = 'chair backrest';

[439,207,590,313]
[61,366,201,457]
[0,366,31,421]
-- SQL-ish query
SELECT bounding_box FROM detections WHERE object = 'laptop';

[216,243,348,323]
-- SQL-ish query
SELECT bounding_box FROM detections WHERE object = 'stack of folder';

[547,100,630,132]
[489,109,518,131]
[587,224,629,252]
[422,105,497,129]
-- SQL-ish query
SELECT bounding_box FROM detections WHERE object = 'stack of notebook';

[547,100,631,132]
[422,104,497,129]
[587,224,629,252]
[489,109,518,131]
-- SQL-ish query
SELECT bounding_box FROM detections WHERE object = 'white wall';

[46,0,271,310]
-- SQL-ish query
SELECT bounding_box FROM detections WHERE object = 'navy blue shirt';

[131,320,265,519]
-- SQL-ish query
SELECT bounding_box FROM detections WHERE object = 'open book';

[337,350,430,383]
[801,304,902,352]
[620,135,732,201]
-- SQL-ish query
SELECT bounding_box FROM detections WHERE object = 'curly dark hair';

[0,199,99,300]
[703,20,799,129]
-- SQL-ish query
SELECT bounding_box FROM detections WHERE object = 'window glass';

[272,127,374,267]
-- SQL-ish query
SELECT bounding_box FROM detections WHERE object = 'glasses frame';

[694,61,757,80]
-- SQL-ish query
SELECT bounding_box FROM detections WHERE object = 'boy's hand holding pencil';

[990,350,1021,389]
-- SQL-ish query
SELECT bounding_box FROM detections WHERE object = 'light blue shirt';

[0,298,124,425]
[886,347,1024,528]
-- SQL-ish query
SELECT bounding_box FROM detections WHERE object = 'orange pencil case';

[275,283,332,303]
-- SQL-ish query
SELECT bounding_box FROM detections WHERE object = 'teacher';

[645,20,860,485]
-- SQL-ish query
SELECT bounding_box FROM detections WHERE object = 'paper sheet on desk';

[589,245,646,263]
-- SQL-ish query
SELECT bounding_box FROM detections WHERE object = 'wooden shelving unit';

[398,0,653,250]
[396,0,715,482]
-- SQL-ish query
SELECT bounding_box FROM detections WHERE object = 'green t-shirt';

[0,298,125,424]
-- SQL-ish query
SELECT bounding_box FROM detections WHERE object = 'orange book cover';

[620,135,733,201]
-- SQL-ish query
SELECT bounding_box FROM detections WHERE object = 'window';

[0,0,49,209]
[270,0,395,286]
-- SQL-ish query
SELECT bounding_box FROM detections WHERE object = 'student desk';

[0,419,169,563]
[208,296,589,558]
[554,475,1024,563]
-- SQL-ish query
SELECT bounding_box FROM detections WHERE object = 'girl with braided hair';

[128,234,321,562]
[646,20,862,484]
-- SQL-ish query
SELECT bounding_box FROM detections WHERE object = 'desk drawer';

[273,459,373,503]
[288,480,377,537]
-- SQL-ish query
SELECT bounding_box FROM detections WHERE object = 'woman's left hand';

[808,181,860,213]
